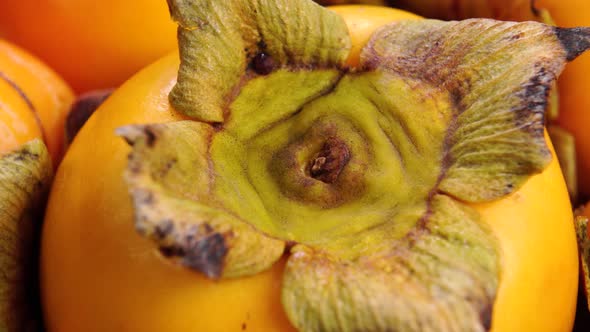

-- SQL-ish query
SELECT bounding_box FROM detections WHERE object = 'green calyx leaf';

[117,123,285,279]
[119,0,590,331]
[168,0,351,122]
[0,139,52,331]
[363,19,566,202]
[283,195,498,332]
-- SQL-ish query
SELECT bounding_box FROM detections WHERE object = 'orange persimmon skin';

[0,39,74,165]
[41,6,578,332]
[0,0,177,93]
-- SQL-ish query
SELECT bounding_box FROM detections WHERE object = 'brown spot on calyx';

[66,89,113,143]
[143,127,157,147]
[554,27,590,61]
[0,71,47,144]
[308,137,350,184]
[157,158,178,178]
[154,219,174,240]
[156,223,231,279]
[509,32,525,41]
[514,63,552,135]
[211,122,224,131]
[122,136,134,146]
[12,148,39,162]
[252,52,276,75]
[480,300,493,331]
[181,231,229,279]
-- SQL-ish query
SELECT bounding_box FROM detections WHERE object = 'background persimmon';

[0,38,73,332]
[0,0,177,93]
[41,5,578,332]
[0,39,74,166]
[536,0,590,196]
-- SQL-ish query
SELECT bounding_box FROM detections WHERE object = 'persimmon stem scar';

[309,137,350,183]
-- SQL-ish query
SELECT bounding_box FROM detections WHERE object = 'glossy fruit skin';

[0,0,177,93]
[535,0,590,195]
[41,6,578,332]
[0,39,74,166]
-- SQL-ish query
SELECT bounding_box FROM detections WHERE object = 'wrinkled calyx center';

[308,137,350,183]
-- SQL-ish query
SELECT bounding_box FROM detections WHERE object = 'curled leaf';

[0,139,52,331]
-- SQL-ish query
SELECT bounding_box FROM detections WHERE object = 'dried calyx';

[116,0,590,331]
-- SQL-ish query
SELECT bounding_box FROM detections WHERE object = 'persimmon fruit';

[40,4,580,332]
